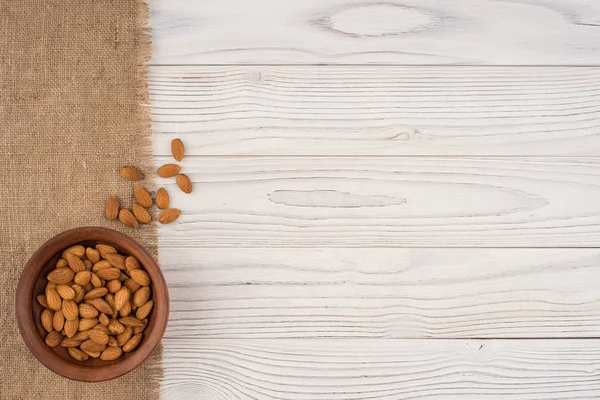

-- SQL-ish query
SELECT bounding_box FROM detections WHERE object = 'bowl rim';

[15,226,169,382]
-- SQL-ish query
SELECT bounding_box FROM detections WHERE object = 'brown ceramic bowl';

[15,227,169,382]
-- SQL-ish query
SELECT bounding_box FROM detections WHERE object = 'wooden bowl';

[15,227,169,382]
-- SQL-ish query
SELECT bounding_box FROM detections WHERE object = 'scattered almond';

[155,188,170,209]
[157,163,180,178]
[176,173,193,194]
[171,138,185,162]
[134,186,153,208]
[120,166,144,181]
[105,195,119,220]
[158,208,181,224]
[119,209,139,228]
[132,203,151,224]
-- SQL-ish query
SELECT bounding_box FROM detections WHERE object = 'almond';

[96,267,121,281]
[108,319,125,334]
[83,283,94,292]
[79,303,98,319]
[56,258,68,268]
[119,209,139,228]
[37,294,48,308]
[56,285,75,300]
[62,245,85,259]
[41,309,54,333]
[62,299,79,321]
[46,288,62,311]
[108,336,119,347]
[105,195,119,220]
[119,301,132,317]
[71,284,85,303]
[132,203,151,224]
[74,271,91,286]
[47,267,74,285]
[130,269,151,287]
[155,188,170,209]
[46,282,56,291]
[134,186,153,208]
[96,244,117,259]
[157,163,180,178]
[90,273,103,288]
[158,208,181,224]
[79,318,99,331]
[68,347,89,361]
[120,166,144,181]
[64,318,79,338]
[83,350,101,359]
[171,138,185,162]
[98,313,110,326]
[119,316,145,328]
[72,331,90,341]
[61,337,82,348]
[123,333,142,352]
[86,247,101,264]
[125,256,140,273]
[52,309,65,331]
[135,300,153,320]
[176,173,193,194]
[106,279,121,293]
[105,253,126,270]
[117,327,133,346]
[84,287,108,300]
[45,331,63,348]
[92,260,111,272]
[64,253,85,273]
[89,328,109,345]
[80,339,106,353]
[119,272,128,282]
[133,287,151,307]
[92,298,113,315]
[133,319,148,335]
[101,346,123,361]
[114,287,131,311]
[124,278,141,293]
[83,260,93,270]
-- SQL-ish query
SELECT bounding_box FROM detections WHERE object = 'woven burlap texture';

[0,1,160,398]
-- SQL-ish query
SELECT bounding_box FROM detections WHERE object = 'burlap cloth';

[0,1,160,398]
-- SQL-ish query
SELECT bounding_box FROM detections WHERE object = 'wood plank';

[154,156,600,247]
[150,66,600,156]
[161,338,600,399]
[150,0,600,65]
[161,248,600,338]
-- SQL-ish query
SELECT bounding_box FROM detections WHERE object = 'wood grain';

[150,66,600,156]
[150,0,600,65]
[161,338,600,399]
[161,247,600,338]
[154,156,600,247]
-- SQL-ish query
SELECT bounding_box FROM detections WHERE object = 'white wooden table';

[149,1,600,398]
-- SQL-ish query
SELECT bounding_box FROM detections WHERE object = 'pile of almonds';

[108,138,191,227]
[38,244,153,361]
